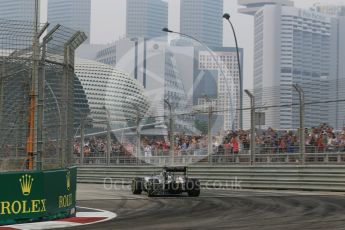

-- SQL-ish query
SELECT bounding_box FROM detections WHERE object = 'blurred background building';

[180,0,223,47]
[75,59,149,131]
[48,0,91,43]
[238,0,294,15]
[194,47,243,131]
[239,0,345,130]
[126,0,168,39]
[94,38,195,135]
[312,3,345,17]
[0,0,38,21]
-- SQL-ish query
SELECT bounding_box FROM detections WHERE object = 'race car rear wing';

[163,166,187,172]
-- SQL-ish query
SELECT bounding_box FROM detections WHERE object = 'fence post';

[164,99,174,165]
[293,84,305,164]
[104,106,111,165]
[245,90,255,165]
[136,110,140,160]
[207,100,213,163]
[80,121,84,165]
[325,154,329,163]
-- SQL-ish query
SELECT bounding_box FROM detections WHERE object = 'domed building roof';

[75,59,150,129]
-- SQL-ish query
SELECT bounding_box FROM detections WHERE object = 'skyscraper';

[240,1,345,129]
[238,0,293,15]
[313,3,345,17]
[0,0,39,22]
[195,47,243,130]
[180,0,223,47]
[48,0,91,43]
[126,0,168,39]
[169,39,243,131]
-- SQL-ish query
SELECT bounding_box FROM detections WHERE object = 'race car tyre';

[131,178,143,195]
[187,179,200,197]
[147,179,158,197]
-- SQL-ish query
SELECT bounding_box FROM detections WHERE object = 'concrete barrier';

[77,165,345,192]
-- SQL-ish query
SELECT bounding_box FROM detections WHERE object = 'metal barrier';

[75,152,345,165]
[75,151,345,166]
[81,155,209,166]
[74,141,345,165]
[77,165,345,192]
[254,146,345,154]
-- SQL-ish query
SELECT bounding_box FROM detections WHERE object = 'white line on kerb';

[1,206,117,230]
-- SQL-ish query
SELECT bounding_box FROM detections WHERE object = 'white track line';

[0,206,117,230]
[5,221,81,230]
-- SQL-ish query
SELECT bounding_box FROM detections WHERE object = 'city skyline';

[37,0,345,91]
[3,0,337,129]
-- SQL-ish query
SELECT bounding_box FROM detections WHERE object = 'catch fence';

[0,18,86,171]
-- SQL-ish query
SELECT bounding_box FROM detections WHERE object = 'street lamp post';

[223,13,243,130]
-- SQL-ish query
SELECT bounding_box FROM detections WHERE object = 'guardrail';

[77,165,345,192]
[74,151,345,166]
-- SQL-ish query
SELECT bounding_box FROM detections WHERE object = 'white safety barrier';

[77,165,345,192]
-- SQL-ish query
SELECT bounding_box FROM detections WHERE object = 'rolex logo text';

[0,174,46,215]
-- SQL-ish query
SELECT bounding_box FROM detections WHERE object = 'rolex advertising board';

[0,167,76,225]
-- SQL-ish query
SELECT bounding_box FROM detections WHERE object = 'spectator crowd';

[73,123,345,158]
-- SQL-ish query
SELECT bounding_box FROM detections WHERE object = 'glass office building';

[48,0,91,43]
[180,0,223,47]
[0,0,38,22]
[313,4,345,17]
[126,0,168,39]
[245,4,345,129]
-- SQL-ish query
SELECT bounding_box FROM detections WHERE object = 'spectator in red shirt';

[231,137,239,154]
[316,136,324,152]
[224,140,231,155]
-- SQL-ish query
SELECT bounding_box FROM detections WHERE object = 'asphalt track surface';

[69,184,345,230]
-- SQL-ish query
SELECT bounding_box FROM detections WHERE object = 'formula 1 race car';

[131,166,200,197]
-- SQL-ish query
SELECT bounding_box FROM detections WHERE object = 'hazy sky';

[40,0,345,89]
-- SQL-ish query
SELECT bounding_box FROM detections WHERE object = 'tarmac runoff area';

[2,184,345,229]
